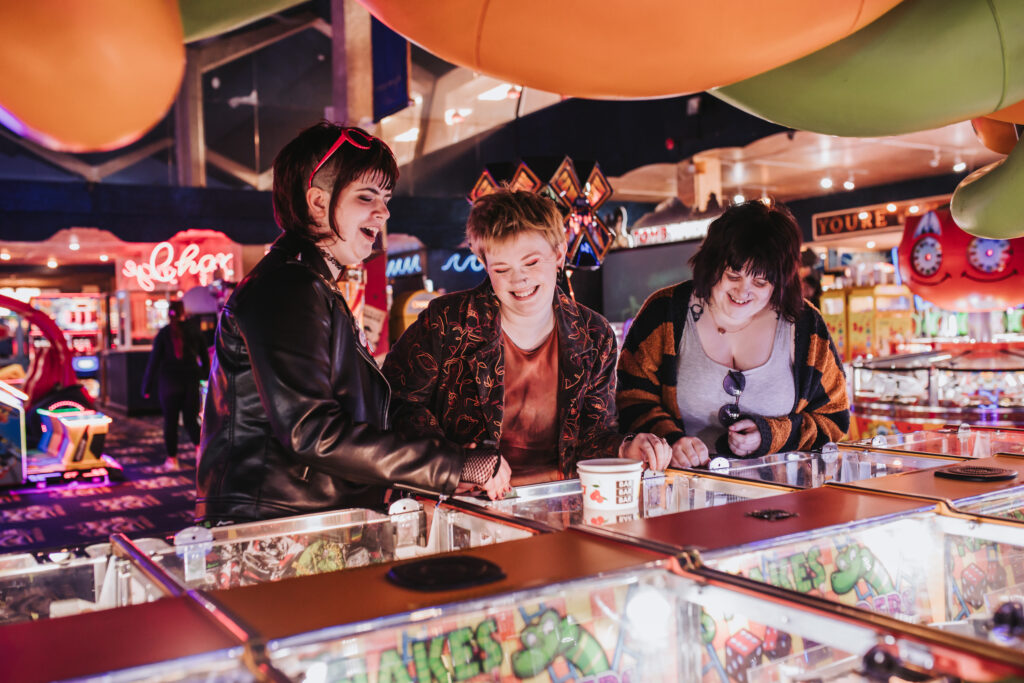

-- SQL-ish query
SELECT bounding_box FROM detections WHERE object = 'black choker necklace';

[318,247,346,273]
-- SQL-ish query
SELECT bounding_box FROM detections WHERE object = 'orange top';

[500,328,560,484]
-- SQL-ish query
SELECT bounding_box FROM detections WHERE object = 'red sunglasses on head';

[307,127,375,189]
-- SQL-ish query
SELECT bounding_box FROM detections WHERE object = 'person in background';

[383,188,670,487]
[142,300,209,469]
[198,122,509,525]
[617,200,848,464]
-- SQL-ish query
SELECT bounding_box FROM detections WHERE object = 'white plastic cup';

[577,458,643,509]
[582,505,639,527]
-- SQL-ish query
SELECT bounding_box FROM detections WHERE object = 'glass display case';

[851,348,1024,437]
[0,537,172,626]
[150,504,533,591]
[703,507,1024,657]
[443,470,793,533]
[209,532,1024,682]
[849,424,1024,458]
[701,444,960,489]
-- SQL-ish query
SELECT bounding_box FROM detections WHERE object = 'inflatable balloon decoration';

[710,0,1024,240]
[0,1,185,152]
[469,158,614,269]
[898,208,1024,312]
[355,0,901,99]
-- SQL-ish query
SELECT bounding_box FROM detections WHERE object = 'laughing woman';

[617,200,849,465]
[382,188,669,486]
[198,122,509,524]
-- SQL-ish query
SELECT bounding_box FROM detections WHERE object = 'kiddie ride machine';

[0,295,121,488]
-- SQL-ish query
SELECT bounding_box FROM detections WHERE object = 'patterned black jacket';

[382,280,625,475]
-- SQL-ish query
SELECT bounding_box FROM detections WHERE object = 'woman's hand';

[670,437,709,468]
[620,433,671,471]
[480,456,512,500]
[728,419,761,456]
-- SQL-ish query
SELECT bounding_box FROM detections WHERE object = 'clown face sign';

[898,208,1024,311]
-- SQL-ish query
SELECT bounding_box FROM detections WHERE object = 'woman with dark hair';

[617,200,848,464]
[198,121,510,524]
[143,299,208,468]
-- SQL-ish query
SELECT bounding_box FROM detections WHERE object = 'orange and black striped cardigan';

[616,281,849,456]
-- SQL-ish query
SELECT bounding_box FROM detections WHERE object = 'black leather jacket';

[197,233,463,523]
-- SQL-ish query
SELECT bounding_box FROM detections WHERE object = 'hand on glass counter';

[620,432,671,471]
[669,436,709,468]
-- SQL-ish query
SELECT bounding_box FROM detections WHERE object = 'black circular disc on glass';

[935,465,1019,482]
[386,555,505,591]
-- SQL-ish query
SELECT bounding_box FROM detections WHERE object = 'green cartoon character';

[831,544,895,596]
[511,608,610,679]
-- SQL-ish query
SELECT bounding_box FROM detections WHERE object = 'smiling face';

[482,231,566,322]
[311,172,391,267]
[710,265,774,325]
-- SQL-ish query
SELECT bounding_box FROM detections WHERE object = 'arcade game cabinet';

[0,294,120,487]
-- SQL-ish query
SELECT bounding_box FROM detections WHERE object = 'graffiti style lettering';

[412,638,442,682]
[378,649,412,683]
[511,608,611,678]
[123,241,234,292]
[789,548,826,593]
[476,618,503,673]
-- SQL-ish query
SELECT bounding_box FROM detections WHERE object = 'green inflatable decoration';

[711,0,1024,138]
[951,138,1024,239]
[178,0,308,43]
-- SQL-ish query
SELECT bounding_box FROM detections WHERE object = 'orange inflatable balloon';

[0,1,184,152]
[971,117,1019,155]
[986,97,1024,125]
[356,0,903,98]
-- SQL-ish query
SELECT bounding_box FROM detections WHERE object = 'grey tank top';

[676,302,796,452]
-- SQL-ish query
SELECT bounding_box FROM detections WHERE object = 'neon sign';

[123,242,234,292]
[386,254,422,278]
[441,253,484,273]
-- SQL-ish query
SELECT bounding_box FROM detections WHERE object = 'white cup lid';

[577,458,643,474]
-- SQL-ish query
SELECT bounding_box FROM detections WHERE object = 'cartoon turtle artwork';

[292,539,347,577]
[831,544,895,597]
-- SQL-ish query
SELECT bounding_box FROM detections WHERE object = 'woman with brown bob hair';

[617,200,848,463]
[198,122,509,524]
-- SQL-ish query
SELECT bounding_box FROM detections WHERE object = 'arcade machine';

[0,380,27,488]
[0,294,121,487]
[701,494,1024,661]
[850,208,1024,438]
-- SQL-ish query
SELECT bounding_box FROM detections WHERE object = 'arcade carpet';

[0,410,198,554]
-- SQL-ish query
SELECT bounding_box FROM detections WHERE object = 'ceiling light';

[0,251,10,261]
[47,258,58,269]
[909,205,920,214]
[843,179,855,190]
[68,236,80,251]
[733,193,745,204]
[478,84,514,101]
[444,108,472,125]
[820,177,833,189]
[858,211,869,220]
[866,240,876,249]
[411,92,423,105]
[99,254,109,262]
[928,149,940,168]
[393,127,419,142]
[886,203,897,212]
[953,159,967,173]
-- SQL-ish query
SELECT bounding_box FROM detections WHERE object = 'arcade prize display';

[207,531,1023,683]
[847,424,1024,458]
[0,536,177,627]
[844,284,915,361]
[147,503,534,592]
[850,349,1024,438]
[702,503,1024,661]
[443,469,795,534]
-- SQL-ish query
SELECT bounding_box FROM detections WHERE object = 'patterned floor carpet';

[0,411,198,554]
